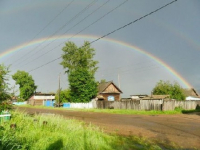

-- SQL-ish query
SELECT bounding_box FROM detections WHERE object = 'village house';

[97,81,122,101]
[184,88,200,100]
[28,92,55,106]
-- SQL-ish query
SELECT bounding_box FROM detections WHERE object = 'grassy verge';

[0,111,178,150]
[16,105,183,115]
[65,108,183,115]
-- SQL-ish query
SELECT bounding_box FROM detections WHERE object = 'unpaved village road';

[16,107,200,149]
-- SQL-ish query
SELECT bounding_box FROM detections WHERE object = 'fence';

[163,100,200,111]
[63,101,95,109]
[13,102,27,105]
[95,100,200,111]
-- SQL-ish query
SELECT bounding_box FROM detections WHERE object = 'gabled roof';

[98,81,122,93]
[183,88,199,97]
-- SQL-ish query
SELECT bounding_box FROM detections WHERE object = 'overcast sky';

[0,0,200,97]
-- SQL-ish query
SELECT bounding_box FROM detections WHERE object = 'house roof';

[34,92,55,96]
[183,88,199,97]
[141,95,170,100]
[98,81,122,93]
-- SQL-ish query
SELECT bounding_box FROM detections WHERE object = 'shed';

[28,92,55,106]
[97,81,122,101]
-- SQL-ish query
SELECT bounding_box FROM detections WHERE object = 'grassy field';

[0,111,176,150]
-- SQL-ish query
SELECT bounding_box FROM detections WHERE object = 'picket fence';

[63,101,95,109]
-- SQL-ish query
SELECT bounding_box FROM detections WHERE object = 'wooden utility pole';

[58,73,61,107]
[118,72,120,88]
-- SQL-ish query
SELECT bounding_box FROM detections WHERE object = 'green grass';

[0,111,176,150]
[16,105,183,115]
[66,108,183,115]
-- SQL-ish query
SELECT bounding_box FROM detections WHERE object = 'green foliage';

[0,64,11,101]
[55,89,70,103]
[0,101,13,112]
[100,79,106,83]
[69,67,98,102]
[12,71,37,100]
[60,41,98,75]
[60,41,99,102]
[152,80,186,100]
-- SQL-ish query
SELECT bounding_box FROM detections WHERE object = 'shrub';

[0,101,13,112]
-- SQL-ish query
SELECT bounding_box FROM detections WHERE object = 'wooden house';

[184,88,199,97]
[97,81,122,101]
[28,92,55,106]
[184,88,200,100]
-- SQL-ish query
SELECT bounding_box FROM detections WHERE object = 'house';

[183,88,200,100]
[28,92,55,106]
[97,81,122,101]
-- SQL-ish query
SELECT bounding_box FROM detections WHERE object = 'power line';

[11,0,75,65]
[18,0,112,69]
[12,0,97,67]
[28,0,177,73]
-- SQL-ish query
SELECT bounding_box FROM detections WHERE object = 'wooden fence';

[95,100,200,111]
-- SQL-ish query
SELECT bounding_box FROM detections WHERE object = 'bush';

[0,101,13,112]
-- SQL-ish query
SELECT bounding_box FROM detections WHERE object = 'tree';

[60,41,98,102]
[60,41,98,75]
[68,67,97,102]
[0,64,11,101]
[12,71,37,100]
[55,89,70,103]
[152,80,185,100]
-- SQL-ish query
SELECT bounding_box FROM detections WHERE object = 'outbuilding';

[28,92,55,106]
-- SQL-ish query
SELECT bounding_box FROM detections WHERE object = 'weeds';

[0,111,172,150]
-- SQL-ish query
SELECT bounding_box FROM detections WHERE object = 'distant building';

[97,81,122,101]
[130,94,148,100]
[141,95,170,100]
[183,88,200,100]
[28,92,55,106]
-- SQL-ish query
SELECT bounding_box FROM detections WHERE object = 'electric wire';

[18,0,125,68]
[28,0,177,73]
[11,0,75,65]
[12,0,97,67]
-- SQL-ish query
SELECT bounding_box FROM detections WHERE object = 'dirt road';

[16,107,200,149]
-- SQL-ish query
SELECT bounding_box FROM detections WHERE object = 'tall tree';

[60,41,98,102]
[0,64,10,101]
[12,71,37,100]
[60,41,98,75]
[68,67,97,102]
[152,80,186,100]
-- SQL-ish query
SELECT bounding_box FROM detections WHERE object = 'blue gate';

[63,103,70,108]
[45,100,54,107]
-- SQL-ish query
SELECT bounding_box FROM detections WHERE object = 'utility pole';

[58,73,61,107]
[118,72,120,88]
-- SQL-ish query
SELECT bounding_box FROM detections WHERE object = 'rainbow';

[0,34,192,88]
